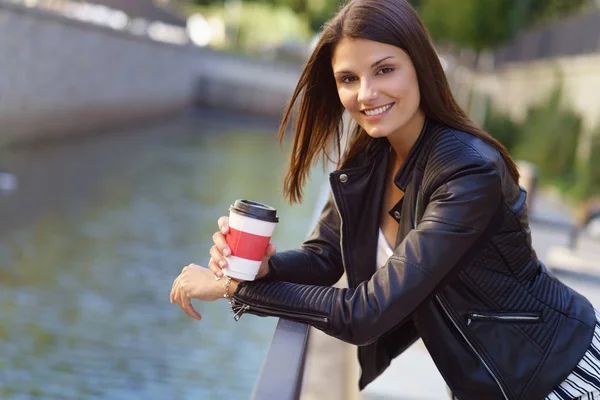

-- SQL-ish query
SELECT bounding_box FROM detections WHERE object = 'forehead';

[331,37,409,70]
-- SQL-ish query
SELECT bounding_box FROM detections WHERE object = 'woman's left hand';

[170,264,223,320]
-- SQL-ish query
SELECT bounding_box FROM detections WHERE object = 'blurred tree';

[409,0,588,51]
[512,85,582,181]
[189,0,342,31]
[484,106,522,152]
[191,0,224,5]
[187,0,587,45]
[528,0,590,24]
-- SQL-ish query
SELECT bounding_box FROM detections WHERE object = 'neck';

[386,110,426,162]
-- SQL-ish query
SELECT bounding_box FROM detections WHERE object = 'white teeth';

[364,103,393,116]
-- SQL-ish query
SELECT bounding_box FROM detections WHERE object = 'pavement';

[361,191,600,400]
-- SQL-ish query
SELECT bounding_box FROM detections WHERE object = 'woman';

[170,1,600,399]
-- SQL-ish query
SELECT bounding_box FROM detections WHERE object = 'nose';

[357,79,378,104]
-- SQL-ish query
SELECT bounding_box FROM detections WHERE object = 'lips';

[361,103,394,117]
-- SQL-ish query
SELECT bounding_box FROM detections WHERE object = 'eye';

[377,67,395,75]
[340,75,358,84]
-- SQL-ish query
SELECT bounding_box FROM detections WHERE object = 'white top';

[377,228,394,269]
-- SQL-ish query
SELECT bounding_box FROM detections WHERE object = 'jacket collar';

[393,117,432,191]
[338,117,435,192]
[329,118,435,285]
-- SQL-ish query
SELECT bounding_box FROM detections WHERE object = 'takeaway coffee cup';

[222,199,279,281]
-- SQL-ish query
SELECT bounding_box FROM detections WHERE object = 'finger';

[170,275,181,304]
[172,276,185,304]
[218,216,229,234]
[209,245,227,275]
[208,256,224,279]
[266,243,276,257]
[212,231,231,257]
[179,288,202,320]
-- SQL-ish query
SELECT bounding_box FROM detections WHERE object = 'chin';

[365,129,389,138]
[363,125,392,138]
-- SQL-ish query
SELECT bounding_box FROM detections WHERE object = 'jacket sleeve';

[232,162,502,345]
[260,192,344,286]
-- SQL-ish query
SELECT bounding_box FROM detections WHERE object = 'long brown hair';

[279,0,520,204]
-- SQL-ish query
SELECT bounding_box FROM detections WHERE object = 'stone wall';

[472,53,600,132]
[0,2,300,144]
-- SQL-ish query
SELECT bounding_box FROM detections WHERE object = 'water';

[0,110,327,399]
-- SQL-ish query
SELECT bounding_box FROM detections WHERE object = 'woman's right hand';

[208,216,276,280]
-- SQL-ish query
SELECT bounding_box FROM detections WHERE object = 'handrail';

[251,115,352,399]
[251,319,310,400]
[251,181,330,400]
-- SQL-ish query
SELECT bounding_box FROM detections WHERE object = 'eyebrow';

[371,56,394,67]
[334,56,395,75]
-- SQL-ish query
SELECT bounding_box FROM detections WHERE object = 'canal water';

[0,109,327,399]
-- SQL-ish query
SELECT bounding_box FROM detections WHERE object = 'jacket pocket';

[467,311,542,326]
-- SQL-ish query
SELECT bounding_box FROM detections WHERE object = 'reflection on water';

[0,110,326,399]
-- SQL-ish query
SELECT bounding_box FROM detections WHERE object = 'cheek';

[404,73,421,104]
[337,88,356,111]
[390,72,420,103]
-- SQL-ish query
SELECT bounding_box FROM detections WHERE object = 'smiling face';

[332,37,423,140]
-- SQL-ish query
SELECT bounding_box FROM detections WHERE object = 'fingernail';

[223,248,230,257]
[214,275,222,281]
[217,271,224,278]
[221,227,227,234]
[219,259,227,267]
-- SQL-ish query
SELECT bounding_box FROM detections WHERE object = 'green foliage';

[252,0,342,31]
[483,84,600,200]
[512,85,582,180]
[527,0,589,25]
[411,0,588,51]
[589,135,600,190]
[575,132,600,199]
[416,0,514,51]
[484,107,521,152]
[305,0,343,31]
[191,0,342,32]
[188,0,587,49]
[189,2,311,52]
[235,3,312,49]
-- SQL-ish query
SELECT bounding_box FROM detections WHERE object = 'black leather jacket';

[231,119,596,400]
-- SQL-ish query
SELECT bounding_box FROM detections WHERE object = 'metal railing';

[251,183,333,400]
[251,119,351,400]
[251,319,310,400]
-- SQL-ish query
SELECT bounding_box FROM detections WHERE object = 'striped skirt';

[546,309,600,400]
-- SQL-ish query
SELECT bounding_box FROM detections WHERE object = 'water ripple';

[0,113,326,399]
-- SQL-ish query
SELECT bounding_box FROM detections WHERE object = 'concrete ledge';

[300,327,358,400]
[300,284,360,400]
[194,51,301,118]
[0,2,302,144]
[0,102,190,145]
[547,246,600,279]
[0,0,193,51]
[195,77,294,119]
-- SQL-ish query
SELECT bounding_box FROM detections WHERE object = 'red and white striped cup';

[223,199,279,281]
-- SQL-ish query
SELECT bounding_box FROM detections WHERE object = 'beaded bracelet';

[223,276,232,298]
[218,275,245,321]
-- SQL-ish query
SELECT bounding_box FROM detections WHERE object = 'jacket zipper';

[229,297,329,324]
[330,181,347,271]
[467,312,541,326]
[437,295,510,400]
[413,205,509,400]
